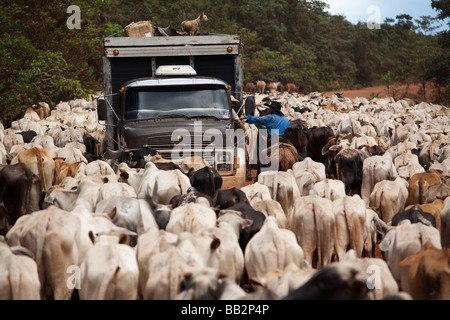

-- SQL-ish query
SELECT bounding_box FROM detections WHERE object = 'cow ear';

[378,238,391,252]
[118,233,129,244]
[88,230,95,244]
[398,254,416,267]
[241,219,253,229]
[108,207,117,219]
[10,246,35,259]
[210,237,221,251]
[119,171,129,181]
[329,144,342,153]
[249,276,266,289]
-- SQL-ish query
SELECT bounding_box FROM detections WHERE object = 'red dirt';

[322,83,434,102]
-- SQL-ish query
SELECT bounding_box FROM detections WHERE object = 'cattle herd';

[0,90,449,301]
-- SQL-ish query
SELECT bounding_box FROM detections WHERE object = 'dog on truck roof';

[181,12,208,36]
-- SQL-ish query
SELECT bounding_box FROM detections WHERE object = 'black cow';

[155,162,188,174]
[391,205,437,228]
[83,133,97,157]
[17,130,37,143]
[333,148,366,195]
[226,201,266,252]
[130,147,159,168]
[189,166,222,197]
[304,126,335,166]
[213,187,249,210]
[283,264,369,300]
[169,187,214,209]
[0,163,42,231]
[101,147,161,170]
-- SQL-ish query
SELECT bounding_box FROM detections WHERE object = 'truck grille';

[157,149,215,166]
[147,134,220,149]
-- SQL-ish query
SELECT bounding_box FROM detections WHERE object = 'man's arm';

[244,114,272,127]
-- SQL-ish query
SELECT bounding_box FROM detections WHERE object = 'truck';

[97,34,247,189]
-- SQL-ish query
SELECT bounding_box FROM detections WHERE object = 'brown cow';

[245,82,255,93]
[267,82,276,92]
[399,242,450,300]
[256,81,266,94]
[286,83,298,93]
[11,147,55,192]
[407,169,443,205]
[53,158,87,185]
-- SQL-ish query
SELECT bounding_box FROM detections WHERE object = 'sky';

[320,0,449,32]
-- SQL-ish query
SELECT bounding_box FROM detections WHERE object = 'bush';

[0,34,88,126]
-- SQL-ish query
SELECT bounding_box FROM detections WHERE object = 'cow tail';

[419,179,424,204]
[24,169,33,215]
[33,214,50,297]
[273,230,286,271]
[9,261,21,299]
[36,149,47,192]
[272,174,279,205]
[313,203,322,267]
[208,167,216,197]
[97,252,119,300]
[169,252,181,300]
[343,197,354,253]
[344,197,363,257]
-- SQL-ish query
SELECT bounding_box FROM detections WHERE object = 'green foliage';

[1,0,449,125]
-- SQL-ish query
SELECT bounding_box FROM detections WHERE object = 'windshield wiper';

[190,115,222,121]
[159,114,192,119]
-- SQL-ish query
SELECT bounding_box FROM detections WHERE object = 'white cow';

[79,234,139,300]
[5,206,95,300]
[166,203,217,235]
[338,250,399,300]
[0,238,41,300]
[135,229,178,299]
[379,220,442,293]
[310,178,346,201]
[137,168,191,205]
[244,217,305,290]
[193,221,245,284]
[251,199,287,229]
[361,153,397,204]
[333,195,368,261]
[257,170,300,219]
[369,177,409,224]
[288,195,335,268]
[240,182,272,205]
[95,197,159,235]
[291,157,326,196]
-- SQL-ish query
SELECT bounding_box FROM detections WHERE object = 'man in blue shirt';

[241,100,291,136]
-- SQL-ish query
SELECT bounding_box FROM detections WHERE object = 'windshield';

[124,85,231,121]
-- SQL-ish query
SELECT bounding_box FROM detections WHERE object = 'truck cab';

[98,65,246,188]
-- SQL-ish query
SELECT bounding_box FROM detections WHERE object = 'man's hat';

[264,100,284,116]
[231,95,239,102]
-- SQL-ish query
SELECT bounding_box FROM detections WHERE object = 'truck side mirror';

[245,95,255,116]
[97,99,107,121]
